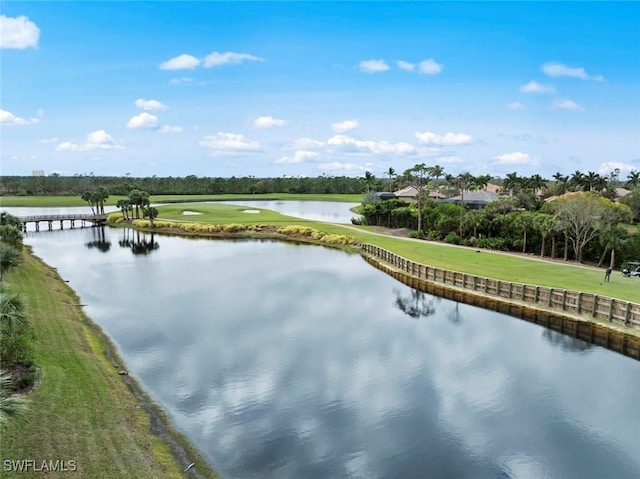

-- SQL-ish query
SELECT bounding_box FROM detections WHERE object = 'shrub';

[444,232,461,244]
[408,230,425,239]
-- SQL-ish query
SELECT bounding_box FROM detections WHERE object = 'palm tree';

[385,167,396,192]
[527,174,547,196]
[142,206,159,228]
[94,186,109,215]
[116,199,131,221]
[426,165,445,185]
[473,174,492,191]
[81,191,97,215]
[514,212,536,253]
[569,170,585,191]
[583,171,600,192]
[626,170,640,189]
[0,225,23,251]
[596,226,628,268]
[552,172,569,194]
[0,370,28,431]
[502,172,520,196]
[407,164,429,231]
[534,214,556,258]
[363,171,376,192]
[446,172,476,236]
[0,293,27,332]
[0,245,21,284]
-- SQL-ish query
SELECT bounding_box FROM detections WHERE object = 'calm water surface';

[214,200,360,223]
[15,222,640,479]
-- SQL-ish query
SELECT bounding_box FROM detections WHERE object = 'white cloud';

[598,162,636,176]
[199,132,260,156]
[276,150,318,164]
[203,51,264,67]
[135,98,167,111]
[331,119,359,133]
[55,130,123,152]
[552,99,585,111]
[0,109,39,125]
[507,102,527,109]
[39,137,60,144]
[327,134,416,155]
[397,60,415,71]
[494,152,537,165]
[127,112,159,129]
[318,161,369,173]
[254,115,287,128]
[436,156,464,164]
[519,81,555,94]
[418,58,443,75]
[0,15,39,49]
[160,54,201,70]
[159,125,183,134]
[358,59,390,73]
[287,137,325,150]
[415,131,474,146]
[169,77,194,84]
[541,62,604,81]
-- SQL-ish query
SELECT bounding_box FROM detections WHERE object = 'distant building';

[394,186,447,203]
[374,192,397,200]
[439,190,501,209]
[32,170,45,177]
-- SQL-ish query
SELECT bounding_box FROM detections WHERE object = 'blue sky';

[1,1,639,180]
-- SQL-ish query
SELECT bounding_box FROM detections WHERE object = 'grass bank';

[152,203,640,304]
[0,193,361,208]
[0,251,218,479]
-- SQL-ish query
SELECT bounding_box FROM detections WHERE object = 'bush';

[476,237,508,250]
[408,230,425,239]
[444,232,461,244]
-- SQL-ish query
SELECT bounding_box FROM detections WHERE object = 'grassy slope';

[0,253,217,479]
[0,193,361,207]
[156,203,640,303]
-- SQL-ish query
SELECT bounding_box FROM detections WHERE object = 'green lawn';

[0,253,218,479]
[154,203,640,304]
[0,193,362,208]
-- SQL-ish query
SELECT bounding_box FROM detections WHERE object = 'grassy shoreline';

[0,249,219,479]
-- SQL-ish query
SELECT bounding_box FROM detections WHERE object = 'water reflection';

[118,229,159,255]
[542,329,594,353]
[84,226,111,253]
[20,228,640,479]
[394,288,438,319]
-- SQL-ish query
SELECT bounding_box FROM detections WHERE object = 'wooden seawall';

[361,245,640,360]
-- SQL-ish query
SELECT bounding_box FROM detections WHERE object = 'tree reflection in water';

[119,229,159,255]
[394,288,437,319]
[542,328,594,353]
[84,226,111,252]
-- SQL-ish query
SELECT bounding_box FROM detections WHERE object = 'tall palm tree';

[552,172,569,194]
[583,171,600,192]
[386,167,396,192]
[502,172,520,196]
[0,370,28,431]
[426,165,445,185]
[363,171,376,192]
[534,214,556,258]
[408,164,429,231]
[446,172,476,236]
[0,245,21,284]
[569,170,585,191]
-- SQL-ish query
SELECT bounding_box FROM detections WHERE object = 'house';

[394,186,447,203]
[439,190,501,209]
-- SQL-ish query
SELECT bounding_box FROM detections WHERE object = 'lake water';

[214,200,360,223]
[19,225,640,479]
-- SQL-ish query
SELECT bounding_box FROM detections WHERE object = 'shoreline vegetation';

[0,249,219,479]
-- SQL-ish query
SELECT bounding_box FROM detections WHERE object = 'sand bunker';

[182,211,203,215]
[243,209,261,214]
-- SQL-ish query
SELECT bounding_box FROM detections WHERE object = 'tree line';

[359,164,640,267]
